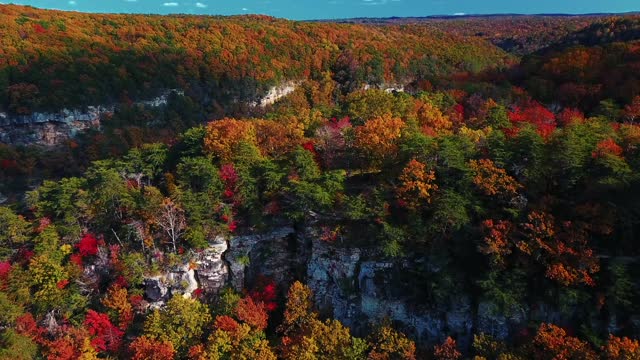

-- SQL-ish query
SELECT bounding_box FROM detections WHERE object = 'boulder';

[194,238,229,295]
[144,277,169,303]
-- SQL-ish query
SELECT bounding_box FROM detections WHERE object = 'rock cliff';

[251,81,300,107]
[141,227,541,349]
[0,90,182,146]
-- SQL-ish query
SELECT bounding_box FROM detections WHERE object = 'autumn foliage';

[129,336,176,360]
[479,219,513,267]
[509,102,557,138]
[102,285,134,330]
[533,323,598,360]
[204,119,257,161]
[84,310,123,353]
[433,337,462,360]
[469,159,522,200]
[396,159,438,209]
[1,6,640,360]
[592,138,624,159]
[76,233,99,257]
[236,297,269,331]
[518,212,600,286]
[354,115,406,165]
[602,335,640,360]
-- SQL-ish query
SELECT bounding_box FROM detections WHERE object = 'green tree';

[123,143,169,185]
[0,329,38,360]
[176,157,223,195]
[27,177,88,239]
[430,190,471,235]
[0,207,30,253]
[85,163,135,234]
[486,103,511,129]
[346,89,402,125]
[283,147,345,221]
[0,292,24,327]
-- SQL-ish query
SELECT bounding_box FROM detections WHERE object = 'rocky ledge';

[0,90,182,146]
[142,226,638,350]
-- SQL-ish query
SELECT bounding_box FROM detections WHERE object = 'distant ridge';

[314,12,640,23]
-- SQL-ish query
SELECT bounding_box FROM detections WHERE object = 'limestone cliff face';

[143,226,630,349]
[251,81,300,107]
[141,227,523,349]
[0,108,106,146]
[0,81,301,146]
[0,90,182,146]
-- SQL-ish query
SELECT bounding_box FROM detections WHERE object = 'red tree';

[592,138,624,159]
[0,261,11,290]
[84,310,123,353]
[76,233,99,257]
[236,297,268,331]
[249,276,278,312]
[434,337,462,360]
[214,315,241,333]
[509,102,557,139]
[623,96,640,123]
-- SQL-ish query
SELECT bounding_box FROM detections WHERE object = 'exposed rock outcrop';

[144,277,169,304]
[0,90,182,146]
[142,226,622,350]
[143,227,300,306]
[194,237,229,295]
[225,226,304,291]
[307,238,362,326]
[142,262,199,308]
[363,82,408,93]
[251,81,300,107]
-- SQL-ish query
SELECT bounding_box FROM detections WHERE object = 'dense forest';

[1,4,640,359]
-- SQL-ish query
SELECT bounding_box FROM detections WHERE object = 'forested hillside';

[0,5,508,114]
[334,15,626,55]
[1,5,640,360]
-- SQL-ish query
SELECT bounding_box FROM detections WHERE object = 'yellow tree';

[415,100,453,136]
[279,282,367,360]
[354,115,406,167]
[469,159,522,201]
[102,285,133,331]
[204,119,257,161]
[253,119,304,158]
[144,296,212,354]
[368,326,417,360]
[396,159,438,209]
[280,281,316,336]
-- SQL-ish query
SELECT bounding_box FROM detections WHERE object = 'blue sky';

[2,0,639,20]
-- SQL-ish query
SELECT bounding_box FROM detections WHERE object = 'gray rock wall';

[0,90,181,146]
[142,226,622,350]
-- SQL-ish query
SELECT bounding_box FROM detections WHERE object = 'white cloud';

[362,0,388,5]
[242,7,248,11]
[453,12,466,16]
[163,2,179,6]
[68,0,76,5]
[195,2,207,8]
[125,0,137,2]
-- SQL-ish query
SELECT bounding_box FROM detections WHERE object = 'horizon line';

[1,3,638,22]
